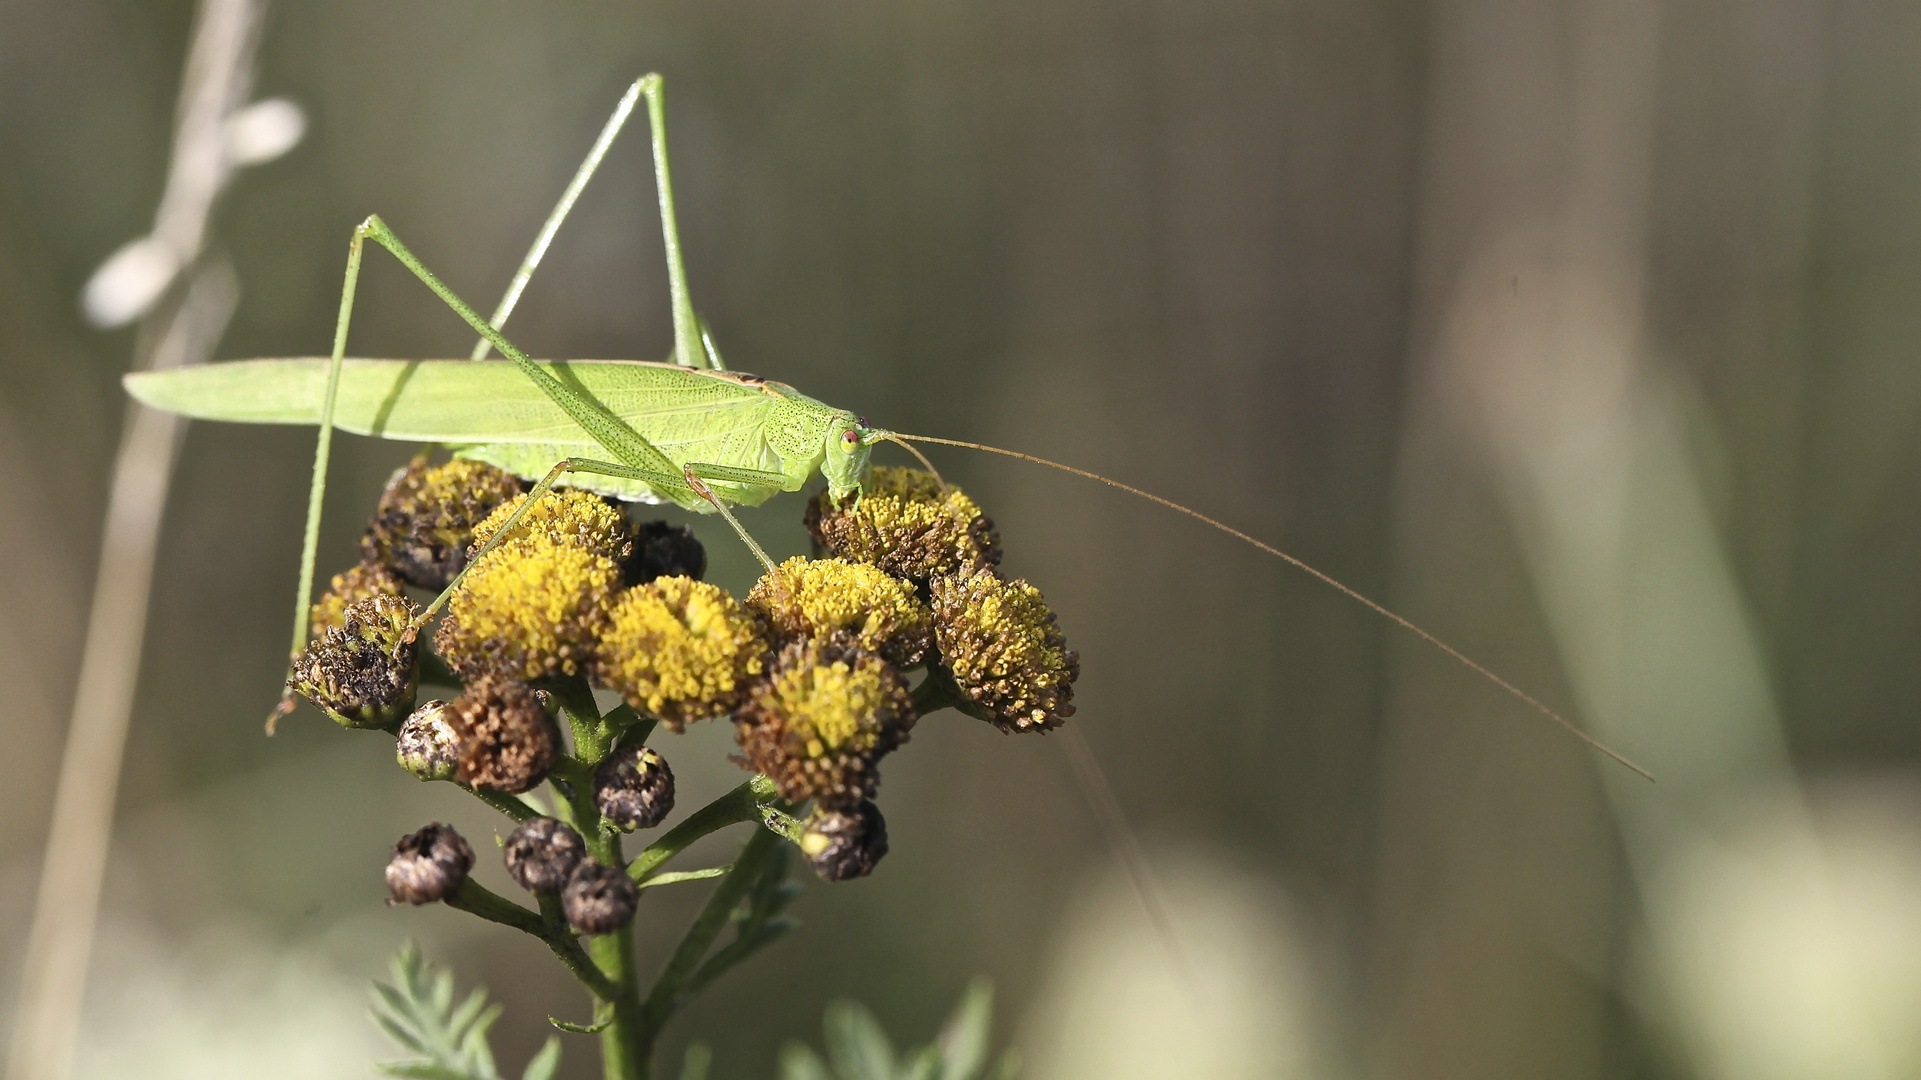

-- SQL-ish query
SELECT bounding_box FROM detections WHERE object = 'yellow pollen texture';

[749,557,930,662]
[471,490,631,559]
[768,659,888,756]
[598,577,767,727]
[439,543,618,679]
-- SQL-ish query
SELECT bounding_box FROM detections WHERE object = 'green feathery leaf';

[371,943,563,1080]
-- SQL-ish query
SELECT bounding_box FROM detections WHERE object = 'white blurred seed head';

[223,97,305,168]
[82,236,182,329]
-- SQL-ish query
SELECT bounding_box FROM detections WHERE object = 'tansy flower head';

[361,458,523,589]
[434,542,622,681]
[289,595,419,730]
[930,569,1078,733]
[745,557,933,667]
[734,637,915,808]
[309,561,406,640]
[447,676,558,794]
[594,577,770,731]
[470,489,635,563]
[805,466,1001,582]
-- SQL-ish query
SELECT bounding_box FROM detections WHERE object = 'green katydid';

[123,74,1648,780]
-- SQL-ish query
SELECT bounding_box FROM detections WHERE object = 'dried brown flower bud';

[288,595,420,730]
[386,822,474,904]
[627,520,706,584]
[503,817,587,894]
[805,466,1000,582]
[361,458,524,589]
[800,801,888,882]
[595,576,771,731]
[447,677,558,794]
[562,859,638,935]
[930,569,1078,733]
[309,561,406,640]
[594,745,675,832]
[734,637,915,808]
[745,557,933,668]
[396,699,459,781]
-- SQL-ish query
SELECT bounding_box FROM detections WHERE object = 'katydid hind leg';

[353,215,684,484]
[637,74,709,371]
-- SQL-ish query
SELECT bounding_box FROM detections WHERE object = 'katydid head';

[821,413,881,501]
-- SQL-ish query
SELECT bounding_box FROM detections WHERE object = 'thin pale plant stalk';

[9,0,263,1075]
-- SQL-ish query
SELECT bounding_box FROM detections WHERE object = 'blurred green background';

[7,0,1921,1077]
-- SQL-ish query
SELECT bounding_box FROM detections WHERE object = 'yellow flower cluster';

[594,576,770,730]
[736,637,914,808]
[930,569,1078,733]
[309,561,405,640]
[436,519,623,682]
[470,490,635,562]
[361,458,525,589]
[805,465,1000,581]
[745,556,931,667]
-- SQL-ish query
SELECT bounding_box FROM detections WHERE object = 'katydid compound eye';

[841,430,860,446]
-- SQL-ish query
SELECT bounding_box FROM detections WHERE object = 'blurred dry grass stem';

[8,2,277,1077]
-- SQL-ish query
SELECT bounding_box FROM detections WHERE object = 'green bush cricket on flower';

[122,73,1648,781]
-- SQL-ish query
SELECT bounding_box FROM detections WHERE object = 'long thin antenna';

[891,432,1653,782]
[882,435,947,492]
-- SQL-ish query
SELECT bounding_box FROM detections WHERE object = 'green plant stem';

[445,878,618,1000]
[633,828,783,1071]
[462,784,540,822]
[910,668,969,718]
[627,775,775,882]
[540,678,648,1080]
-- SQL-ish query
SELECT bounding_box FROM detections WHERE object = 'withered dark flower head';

[595,576,770,731]
[503,817,586,894]
[309,560,406,641]
[289,595,419,730]
[734,636,915,808]
[446,676,558,794]
[434,539,622,682]
[805,465,1001,582]
[627,520,706,585]
[469,490,635,563]
[594,744,675,832]
[800,801,889,882]
[396,699,459,781]
[361,458,524,589]
[745,557,933,667]
[563,859,638,935]
[930,569,1078,733]
[386,822,473,905]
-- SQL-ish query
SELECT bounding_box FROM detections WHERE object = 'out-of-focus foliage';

[779,979,1016,1080]
[372,943,562,1080]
